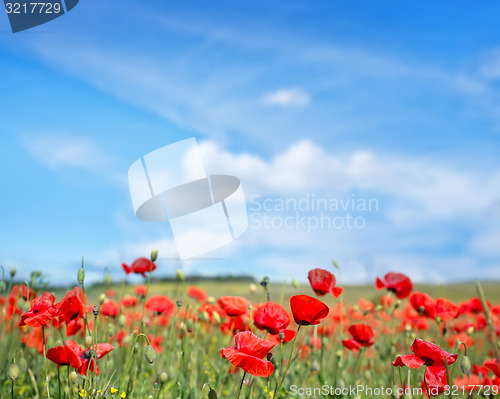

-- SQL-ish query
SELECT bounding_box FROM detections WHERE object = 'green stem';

[273,325,301,399]
[139,262,154,333]
[236,372,247,399]
[423,371,431,399]
[42,325,51,399]
[475,280,500,362]
[118,333,150,394]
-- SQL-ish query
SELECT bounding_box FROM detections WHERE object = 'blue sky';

[1,0,500,285]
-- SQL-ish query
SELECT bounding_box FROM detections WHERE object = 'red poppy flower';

[47,340,114,375]
[290,295,329,326]
[435,298,458,321]
[101,300,120,318]
[19,292,58,327]
[421,366,448,397]
[485,359,500,377]
[410,292,436,319]
[218,296,249,317]
[376,272,413,299]
[342,324,375,351]
[145,295,175,316]
[187,286,207,303]
[122,257,156,277]
[254,302,291,335]
[121,295,137,307]
[220,331,275,377]
[65,318,84,336]
[458,297,483,314]
[135,285,147,297]
[308,268,343,298]
[393,338,458,368]
[266,329,296,345]
[55,287,85,323]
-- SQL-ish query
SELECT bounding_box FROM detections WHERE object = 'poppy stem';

[475,280,500,362]
[42,325,51,399]
[236,372,246,399]
[443,355,452,399]
[118,332,150,395]
[139,260,154,333]
[273,324,301,399]
[423,371,431,399]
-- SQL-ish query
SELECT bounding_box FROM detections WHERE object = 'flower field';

[1,254,500,399]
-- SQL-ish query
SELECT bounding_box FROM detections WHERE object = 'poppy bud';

[70,371,78,384]
[176,300,183,308]
[390,385,398,399]
[335,349,343,358]
[56,340,63,347]
[466,326,474,335]
[249,283,257,294]
[374,304,382,312]
[175,269,185,282]
[22,301,30,312]
[292,279,299,289]
[85,336,93,348]
[0,280,6,293]
[123,335,132,346]
[200,311,209,322]
[107,324,115,337]
[364,370,371,380]
[336,379,346,390]
[460,356,471,374]
[99,294,106,304]
[118,314,126,328]
[18,358,27,372]
[212,311,221,324]
[145,345,156,364]
[159,372,168,384]
[179,322,187,334]
[208,388,218,399]
[150,248,159,262]
[105,274,112,285]
[311,359,320,372]
[7,364,20,381]
[77,267,85,285]
[93,305,100,317]
[10,267,16,278]
[206,296,216,304]
[186,319,193,331]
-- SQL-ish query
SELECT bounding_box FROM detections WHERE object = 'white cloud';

[261,88,310,107]
[22,134,111,171]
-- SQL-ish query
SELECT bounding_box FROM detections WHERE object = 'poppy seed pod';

[175,269,185,282]
[278,331,285,342]
[77,267,85,285]
[150,248,159,262]
[208,388,218,399]
[70,371,78,384]
[159,372,168,384]
[260,276,270,287]
[85,336,93,348]
[145,345,156,364]
[93,305,100,317]
[176,300,183,308]
[7,364,20,381]
[460,356,471,374]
